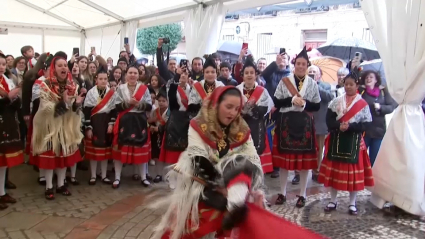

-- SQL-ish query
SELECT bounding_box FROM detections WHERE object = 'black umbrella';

[360,59,387,86]
[317,37,380,62]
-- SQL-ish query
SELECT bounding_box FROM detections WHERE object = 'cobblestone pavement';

[1,165,424,239]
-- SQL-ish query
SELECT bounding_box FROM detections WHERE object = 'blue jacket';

[313,81,334,135]
[261,61,291,97]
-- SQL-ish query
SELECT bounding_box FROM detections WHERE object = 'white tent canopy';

[1,0,294,61]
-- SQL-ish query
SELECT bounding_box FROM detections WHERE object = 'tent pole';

[41,29,45,53]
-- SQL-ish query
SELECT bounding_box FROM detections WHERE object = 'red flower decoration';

[142,130,146,134]
[305,132,311,139]
[93,136,98,140]
[120,128,124,133]
[131,134,135,138]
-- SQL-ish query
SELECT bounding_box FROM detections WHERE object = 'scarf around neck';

[365,86,380,98]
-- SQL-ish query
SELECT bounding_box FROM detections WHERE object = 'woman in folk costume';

[148,87,169,183]
[236,56,274,173]
[0,53,24,210]
[187,55,225,118]
[318,68,374,215]
[273,46,321,208]
[112,65,153,188]
[158,67,191,185]
[31,56,85,200]
[151,86,264,239]
[83,64,116,185]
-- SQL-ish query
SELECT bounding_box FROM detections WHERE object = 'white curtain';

[184,3,225,60]
[122,20,139,52]
[361,0,425,216]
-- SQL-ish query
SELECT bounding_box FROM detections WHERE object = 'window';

[257,33,273,63]
[302,29,327,49]
[223,35,235,41]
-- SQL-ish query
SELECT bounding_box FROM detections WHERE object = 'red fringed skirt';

[318,136,374,191]
[84,139,112,161]
[0,149,24,168]
[112,132,151,164]
[158,134,183,164]
[272,135,318,171]
[260,136,273,173]
[30,149,82,170]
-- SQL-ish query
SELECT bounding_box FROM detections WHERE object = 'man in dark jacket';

[217,62,238,86]
[190,57,204,82]
[262,53,291,178]
[156,38,177,81]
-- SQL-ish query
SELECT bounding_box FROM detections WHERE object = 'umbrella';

[310,56,346,85]
[217,41,252,56]
[360,59,387,85]
[317,37,380,62]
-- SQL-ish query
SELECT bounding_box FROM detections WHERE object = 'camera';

[163,37,170,44]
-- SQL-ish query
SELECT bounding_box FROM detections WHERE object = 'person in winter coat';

[359,70,397,166]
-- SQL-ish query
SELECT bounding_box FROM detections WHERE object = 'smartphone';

[124,37,129,44]
[352,52,362,69]
[279,48,286,54]
[72,47,79,57]
[308,74,315,79]
[180,59,188,68]
[242,42,248,49]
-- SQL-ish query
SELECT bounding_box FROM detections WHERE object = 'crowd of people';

[0,38,397,237]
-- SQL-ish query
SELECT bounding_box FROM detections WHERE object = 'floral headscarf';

[190,86,251,150]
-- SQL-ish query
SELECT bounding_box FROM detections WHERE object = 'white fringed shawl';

[32,82,83,157]
[150,125,263,239]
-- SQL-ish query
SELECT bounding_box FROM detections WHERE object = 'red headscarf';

[48,57,76,97]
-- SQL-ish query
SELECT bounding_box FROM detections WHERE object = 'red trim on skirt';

[272,135,318,170]
[112,132,151,164]
[318,136,374,191]
[84,139,111,161]
[260,136,273,173]
[0,149,24,167]
[158,134,184,164]
[31,149,82,169]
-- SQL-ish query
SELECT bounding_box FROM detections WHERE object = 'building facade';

[221,4,370,63]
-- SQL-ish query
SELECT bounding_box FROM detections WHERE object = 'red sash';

[91,89,115,117]
[339,99,368,123]
[282,77,301,98]
[177,86,189,109]
[155,108,167,126]
[0,76,10,94]
[248,86,265,104]
[113,85,148,145]
[193,82,207,100]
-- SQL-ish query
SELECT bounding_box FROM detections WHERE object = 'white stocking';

[45,169,54,189]
[279,168,289,196]
[299,170,309,198]
[330,188,338,203]
[100,160,108,179]
[0,167,6,196]
[113,160,123,185]
[90,160,97,179]
[70,164,77,178]
[349,191,357,206]
[56,168,67,187]
[139,163,150,185]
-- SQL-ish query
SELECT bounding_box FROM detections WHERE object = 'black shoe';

[146,174,153,181]
[38,177,46,186]
[56,186,72,196]
[5,180,16,189]
[349,205,358,215]
[295,195,306,208]
[101,178,112,185]
[88,177,96,186]
[153,175,163,183]
[141,179,151,187]
[70,177,80,186]
[275,194,286,205]
[270,170,279,178]
[324,202,337,213]
[292,174,300,185]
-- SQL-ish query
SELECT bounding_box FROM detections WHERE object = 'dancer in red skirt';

[236,56,274,173]
[83,64,116,185]
[0,53,24,209]
[148,87,168,183]
[31,55,85,200]
[318,68,374,215]
[272,47,321,208]
[112,65,152,188]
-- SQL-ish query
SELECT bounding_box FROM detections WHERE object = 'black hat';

[294,46,311,66]
[156,85,167,100]
[44,51,66,70]
[203,55,217,70]
[54,51,68,60]
[345,64,362,84]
